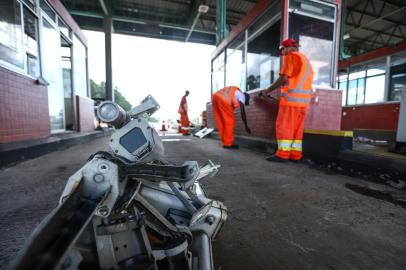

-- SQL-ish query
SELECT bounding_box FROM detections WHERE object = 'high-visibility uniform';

[275,51,314,160]
[178,96,189,135]
[211,86,241,147]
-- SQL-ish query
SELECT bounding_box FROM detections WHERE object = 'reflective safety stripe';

[277,140,293,151]
[296,58,311,91]
[281,93,310,104]
[288,88,311,95]
[291,141,303,151]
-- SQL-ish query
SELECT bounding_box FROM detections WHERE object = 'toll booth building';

[208,0,343,139]
[207,0,406,151]
[0,0,94,144]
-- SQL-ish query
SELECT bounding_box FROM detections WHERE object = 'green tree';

[90,79,132,111]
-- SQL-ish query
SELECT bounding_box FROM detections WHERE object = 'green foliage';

[90,79,132,111]
[114,87,132,111]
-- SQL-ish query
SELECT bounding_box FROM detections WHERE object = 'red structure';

[338,41,406,133]
[0,0,93,143]
[208,0,343,140]
[0,66,50,143]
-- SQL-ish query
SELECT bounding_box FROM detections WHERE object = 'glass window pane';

[42,19,64,131]
[247,20,281,91]
[347,80,357,105]
[40,0,56,22]
[24,7,39,77]
[226,34,245,90]
[338,69,348,81]
[289,13,334,86]
[24,0,35,10]
[226,45,245,90]
[212,52,225,92]
[349,65,365,80]
[365,75,385,104]
[389,63,406,101]
[289,0,335,20]
[338,80,347,105]
[356,78,365,104]
[73,35,88,97]
[58,18,70,38]
[391,52,406,67]
[0,0,24,68]
[367,58,386,76]
[212,65,225,92]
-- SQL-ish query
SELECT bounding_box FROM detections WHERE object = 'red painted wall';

[207,89,342,140]
[341,103,400,131]
[0,67,50,143]
[76,95,95,132]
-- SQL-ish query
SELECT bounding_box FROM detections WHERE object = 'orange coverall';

[178,95,190,135]
[211,86,240,147]
[275,51,314,160]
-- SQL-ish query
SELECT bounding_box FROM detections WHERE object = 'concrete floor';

[1,135,406,269]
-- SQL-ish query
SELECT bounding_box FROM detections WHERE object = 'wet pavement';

[1,134,405,269]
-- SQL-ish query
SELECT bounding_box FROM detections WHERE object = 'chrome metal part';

[109,117,164,163]
[128,95,160,118]
[12,96,226,270]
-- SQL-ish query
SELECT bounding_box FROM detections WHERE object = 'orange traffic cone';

[160,121,167,131]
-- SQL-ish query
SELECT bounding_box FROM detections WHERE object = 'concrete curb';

[208,132,406,183]
[0,130,112,168]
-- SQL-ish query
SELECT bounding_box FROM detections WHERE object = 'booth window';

[365,60,385,104]
[337,69,348,105]
[211,51,225,92]
[73,35,88,97]
[58,18,70,39]
[40,0,56,22]
[389,52,406,101]
[246,20,281,91]
[226,34,245,91]
[339,59,387,106]
[23,7,39,77]
[23,0,35,10]
[289,0,336,87]
[389,63,406,101]
[0,0,24,69]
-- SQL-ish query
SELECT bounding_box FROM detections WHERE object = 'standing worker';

[212,86,251,149]
[178,90,190,136]
[260,38,314,162]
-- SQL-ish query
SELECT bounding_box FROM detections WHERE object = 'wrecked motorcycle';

[11,96,227,270]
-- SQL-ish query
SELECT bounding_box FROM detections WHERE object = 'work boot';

[266,155,288,163]
[223,144,239,149]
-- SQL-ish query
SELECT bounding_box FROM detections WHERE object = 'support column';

[104,16,114,102]
[216,0,228,45]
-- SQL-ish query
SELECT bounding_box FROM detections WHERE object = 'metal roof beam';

[99,0,110,15]
[347,6,406,27]
[346,23,405,39]
[347,6,406,34]
[69,10,215,35]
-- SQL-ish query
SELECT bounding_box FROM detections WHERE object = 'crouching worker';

[211,86,251,149]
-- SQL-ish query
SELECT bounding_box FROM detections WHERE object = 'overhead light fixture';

[343,33,350,40]
[198,5,209,13]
